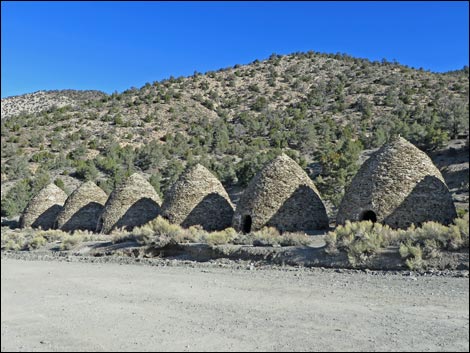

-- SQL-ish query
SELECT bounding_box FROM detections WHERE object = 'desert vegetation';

[109,216,312,247]
[2,213,468,271]
[325,213,469,269]
[1,50,468,271]
[2,51,468,219]
[1,216,312,252]
[1,228,108,251]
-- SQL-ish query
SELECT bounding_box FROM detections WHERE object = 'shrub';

[37,229,69,242]
[329,215,469,269]
[113,116,124,125]
[112,218,315,248]
[401,219,468,252]
[1,179,31,217]
[422,239,440,259]
[454,214,469,248]
[60,235,81,250]
[148,217,183,239]
[399,242,424,270]
[326,221,397,263]
[4,239,21,251]
[117,217,186,245]
[173,225,203,244]
[252,97,268,112]
[0,227,107,251]
[324,231,338,254]
[54,178,66,192]
[202,228,238,245]
[237,227,313,247]
[28,235,47,250]
[1,228,32,250]
[75,160,98,181]
[457,208,467,218]
[251,227,281,246]
[278,232,312,247]
[111,229,136,244]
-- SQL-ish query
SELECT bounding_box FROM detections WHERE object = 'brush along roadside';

[2,214,468,271]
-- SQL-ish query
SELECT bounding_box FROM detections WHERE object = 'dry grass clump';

[230,227,312,247]
[3,239,22,251]
[28,235,48,250]
[3,213,467,271]
[201,227,238,245]
[1,226,108,251]
[147,217,184,239]
[36,229,70,242]
[251,227,282,246]
[455,213,469,247]
[1,227,32,250]
[399,242,424,270]
[400,222,463,251]
[112,217,238,246]
[327,213,469,269]
[397,214,469,269]
[112,217,313,247]
[60,234,82,250]
[109,228,139,244]
[58,230,108,250]
[112,217,193,245]
[1,227,47,250]
[280,232,313,246]
[325,221,397,266]
[1,227,46,251]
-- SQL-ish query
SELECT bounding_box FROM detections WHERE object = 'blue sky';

[1,1,469,98]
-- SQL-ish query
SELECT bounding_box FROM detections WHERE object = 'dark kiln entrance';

[361,210,377,222]
[242,215,252,233]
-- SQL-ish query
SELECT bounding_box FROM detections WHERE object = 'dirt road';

[1,258,469,352]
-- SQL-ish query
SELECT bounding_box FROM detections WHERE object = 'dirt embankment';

[2,236,469,274]
[2,232,470,276]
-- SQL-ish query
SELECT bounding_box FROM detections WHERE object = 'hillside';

[1,90,106,119]
[1,51,469,218]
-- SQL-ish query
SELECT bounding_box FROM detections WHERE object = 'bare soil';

[1,258,468,352]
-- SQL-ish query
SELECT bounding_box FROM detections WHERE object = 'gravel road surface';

[1,259,469,351]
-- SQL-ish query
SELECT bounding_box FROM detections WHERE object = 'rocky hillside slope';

[1,51,468,218]
[1,90,106,119]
